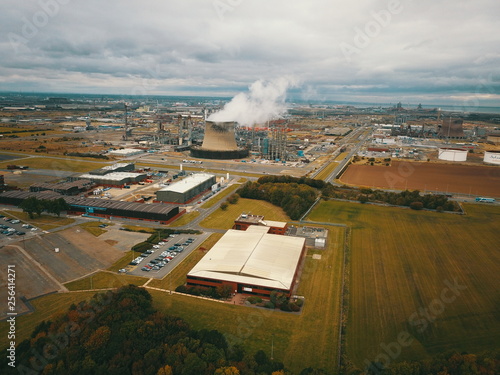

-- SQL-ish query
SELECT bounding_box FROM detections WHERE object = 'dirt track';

[340,161,500,197]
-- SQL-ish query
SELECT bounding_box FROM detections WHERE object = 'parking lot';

[125,232,211,279]
[0,214,41,246]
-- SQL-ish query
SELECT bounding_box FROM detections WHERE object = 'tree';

[220,202,229,211]
[157,365,173,375]
[409,201,424,210]
[215,366,240,375]
[216,284,233,299]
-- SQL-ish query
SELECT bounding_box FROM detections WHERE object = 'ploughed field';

[340,161,500,197]
[307,201,500,369]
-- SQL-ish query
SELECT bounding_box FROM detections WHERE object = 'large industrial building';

[76,162,145,188]
[187,229,306,297]
[155,173,216,204]
[0,191,181,224]
[30,179,95,195]
[78,172,147,188]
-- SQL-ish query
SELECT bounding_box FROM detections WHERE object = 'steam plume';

[208,77,297,126]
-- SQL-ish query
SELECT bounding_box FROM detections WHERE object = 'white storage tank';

[483,150,500,165]
[438,147,468,162]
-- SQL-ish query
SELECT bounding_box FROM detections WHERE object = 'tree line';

[19,196,70,219]
[236,175,458,219]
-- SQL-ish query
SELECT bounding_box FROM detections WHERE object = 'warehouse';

[0,191,181,224]
[78,172,147,188]
[88,162,135,176]
[186,229,306,297]
[155,173,216,204]
[30,179,95,195]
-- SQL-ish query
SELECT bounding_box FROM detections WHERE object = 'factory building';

[88,163,135,176]
[0,191,181,224]
[232,213,288,235]
[78,172,147,188]
[30,179,95,196]
[155,173,216,204]
[187,229,306,297]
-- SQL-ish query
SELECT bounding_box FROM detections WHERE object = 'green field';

[315,160,339,180]
[307,200,500,369]
[64,271,146,291]
[167,210,200,227]
[0,156,108,172]
[200,183,241,209]
[199,198,290,229]
[0,210,75,230]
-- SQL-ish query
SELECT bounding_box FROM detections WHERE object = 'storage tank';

[438,147,467,162]
[483,150,500,165]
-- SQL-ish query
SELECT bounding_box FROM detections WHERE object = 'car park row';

[123,235,196,274]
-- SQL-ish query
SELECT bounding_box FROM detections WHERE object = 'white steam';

[208,77,297,126]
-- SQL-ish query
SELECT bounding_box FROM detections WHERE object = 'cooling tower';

[191,121,249,159]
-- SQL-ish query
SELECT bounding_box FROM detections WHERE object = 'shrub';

[131,241,152,252]
[247,296,262,304]
[295,298,304,307]
[264,302,275,309]
[289,303,301,312]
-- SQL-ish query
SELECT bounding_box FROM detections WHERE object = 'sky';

[1,0,500,107]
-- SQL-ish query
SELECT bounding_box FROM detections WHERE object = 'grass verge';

[64,271,146,291]
[0,210,74,230]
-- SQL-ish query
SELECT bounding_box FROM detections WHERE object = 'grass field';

[199,198,290,229]
[64,271,146,291]
[79,221,110,236]
[315,160,339,180]
[307,200,500,369]
[0,291,97,350]
[200,183,241,209]
[0,210,75,230]
[0,156,108,172]
[149,226,345,373]
[167,211,200,227]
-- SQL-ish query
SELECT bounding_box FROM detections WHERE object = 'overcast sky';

[1,0,499,107]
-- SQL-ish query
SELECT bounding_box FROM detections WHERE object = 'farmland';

[340,161,500,197]
[307,200,500,369]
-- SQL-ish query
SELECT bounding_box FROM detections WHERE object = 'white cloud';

[0,0,499,105]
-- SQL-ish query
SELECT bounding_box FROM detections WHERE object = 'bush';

[131,241,152,252]
[289,303,301,312]
[264,302,275,309]
[247,296,262,304]
[295,298,304,307]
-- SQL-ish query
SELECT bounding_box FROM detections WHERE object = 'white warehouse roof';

[188,229,305,290]
[159,173,215,194]
[79,172,144,181]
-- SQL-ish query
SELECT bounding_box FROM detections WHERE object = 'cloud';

[0,0,499,105]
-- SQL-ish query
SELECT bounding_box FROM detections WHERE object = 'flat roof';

[158,173,214,194]
[188,229,305,290]
[79,172,144,181]
[0,191,178,216]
